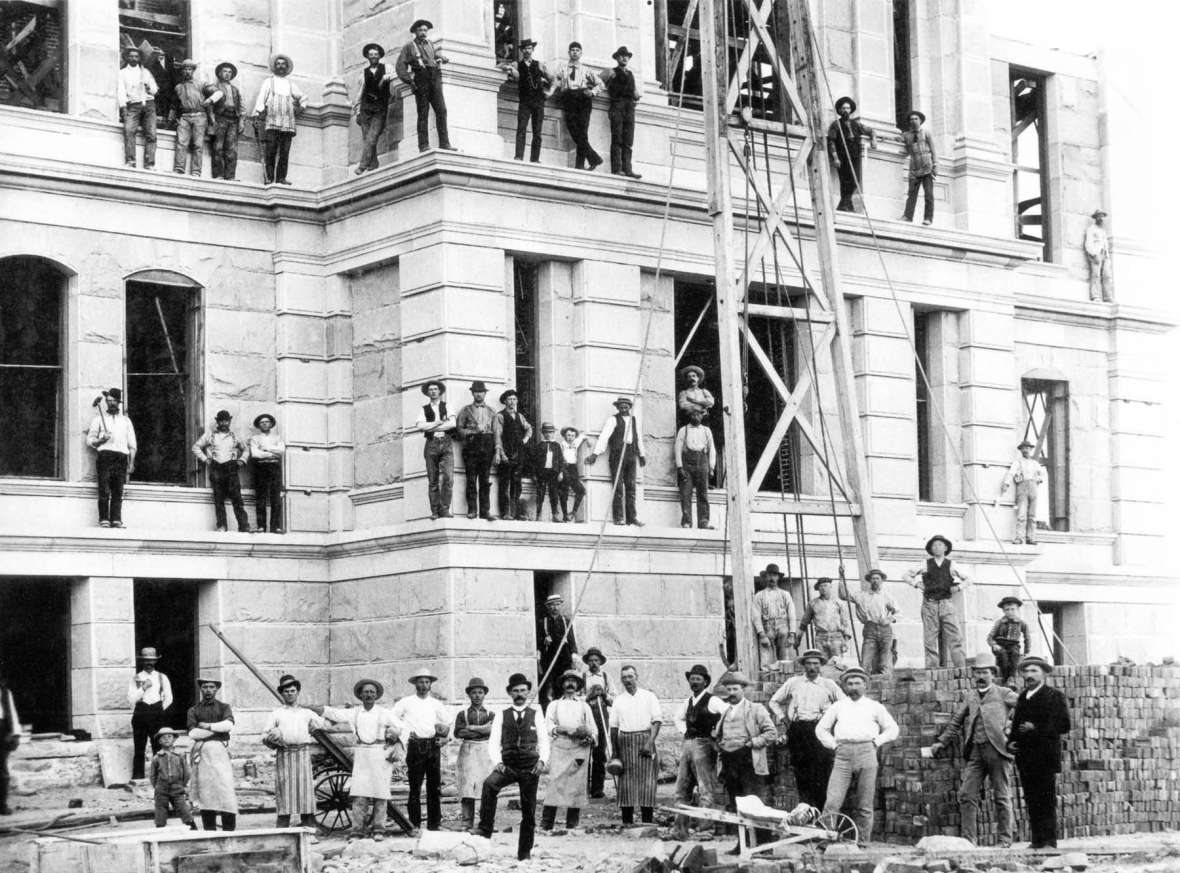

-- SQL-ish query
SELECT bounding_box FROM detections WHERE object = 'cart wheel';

[814,811,858,844]
[314,769,353,833]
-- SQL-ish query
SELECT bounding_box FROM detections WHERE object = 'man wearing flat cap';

[930,651,1018,847]
[265,674,324,829]
[904,535,969,668]
[87,388,136,529]
[999,440,1044,545]
[552,41,602,170]
[839,570,899,676]
[987,596,1030,684]
[354,43,393,174]
[1009,655,1070,849]
[206,61,245,180]
[396,20,456,153]
[538,593,578,709]
[249,413,285,533]
[768,648,843,808]
[589,396,646,526]
[192,410,250,532]
[494,388,533,520]
[671,664,726,840]
[128,647,173,780]
[502,38,552,163]
[253,54,306,185]
[320,679,403,840]
[600,46,641,178]
[117,45,158,169]
[753,563,797,667]
[827,96,876,212]
[392,668,451,833]
[454,677,495,830]
[416,380,455,519]
[187,677,239,831]
[456,381,496,519]
[1084,209,1113,301]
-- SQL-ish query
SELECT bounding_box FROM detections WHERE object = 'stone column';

[70,578,136,739]
[67,0,119,120]
[536,261,577,428]
[923,311,963,505]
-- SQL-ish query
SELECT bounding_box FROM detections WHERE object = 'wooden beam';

[743,302,831,322]
[751,495,861,517]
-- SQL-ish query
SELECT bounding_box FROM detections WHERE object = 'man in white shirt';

[671,664,726,840]
[767,649,843,809]
[127,647,173,780]
[999,440,1044,545]
[192,410,250,532]
[903,535,969,668]
[1084,209,1113,302]
[415,380,455,519]
[588,397,646,526]
[675,408,716,529]
[86,388,137,528]
[117,46,158,169]
[391,668,451,833]
[608,665,661,824]
[552,41,602,170]
[264,674,324,830]
[815,667,899,847]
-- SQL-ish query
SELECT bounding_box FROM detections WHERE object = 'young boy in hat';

[600,47,641,178]
[354,42,392,174]
[675,407,716,529]
[900,109,936,225]
[391,668,451,833]
[192,410,250,532]
[558,426,587,522]
[904,534,969,668]
[839,570,899,676]
[530,422,563,521]
[552,41,602,170]
[456,381,496,519]
[416,380,455,519]
[987,597,1031,684]
[827,96,876,212]
[252,54,306,184]
[249,413,285,533]
[588,396,646,526]
[207,61,244,180]
[169,59,212,176]
[541,670,598,832]
[151,727,198,829]
[494,389,533,520]
[797,577,850,662]
[265,674,324,830]
[581,648,612,797]
[454,677,495,830]
[86,387,136,528]
[502,38,552,163]
[999,440,1043,545]
[395,20,456,153]
[117,45,158,169]
[753,563,796,666]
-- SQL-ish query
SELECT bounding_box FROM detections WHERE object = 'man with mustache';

[1008,655,1071,849]
[930,651,1018,847]
[186,677,239,831]
[768,648,842,809]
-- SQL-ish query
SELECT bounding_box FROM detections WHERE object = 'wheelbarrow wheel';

[814,811,858,845]
[314,769,353,833]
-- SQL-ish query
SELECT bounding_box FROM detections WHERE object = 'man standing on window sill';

[87,388,136,529]
[192,410,250,533]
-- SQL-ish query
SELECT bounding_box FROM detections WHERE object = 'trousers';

[608,445,640,524]
[835,151,863,211]
[463,435,495,517]
[824,741,877,846]
[1016,759,1058,848]
[479,764,540,860]
[787,719,833,809]
[251,461,282,532]
[211,116,240,179]
[1088,254,1113,302]
[608,101,636,174]
[515,98,545,162]
[209,461,249,531]
[497,459,525,519]
[534,469,560,519]
[154,787,194,827]
[995,642,1022,683]
[357,105,389,170]
[760,618,794,665]
[406,739,441,830]
[903,173,935,222]
[673,737,722,837]
[262,130,294,183]
[350,795,388,837]
[860,623,893,675]
[412,68,451,151]
[96,451,129,524]
[959,741,1013,846]
[131,701,165,779]
[562,93,600,168]
[558,463,585,520]
[921,598,965,667]
[678,449,710,526]
[1013,480,1038,543]
[424,436,454,516]
[587,699,608,795]
[174,112,207,174]
[123,101,157,166]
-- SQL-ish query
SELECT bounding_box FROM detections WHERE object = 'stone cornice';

[1014,297,1176,332]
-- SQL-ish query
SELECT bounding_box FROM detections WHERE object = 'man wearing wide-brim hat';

[540,670,598,832]
[128,647,173,780]
[1084,208,1113,302]
[150,727,198,829]
[838,569,899,676]
[930,651,1018,847]
[588,396,647,526]
[187,676,239,831]
[117,44,159,170]
[456,381,497,519]
[206,61,244,180]
[600,46,642,178]
[999,439,1044,545]
[671,663,726,840]
[265,674,325,830]
[391,668,450,833]
[502,38,552,163]
[904,535,969,668]
[453,677,495,830]
[1009,655,1070,849]
[319,678,402,840]
[252,54,306,184]
[416,380,456,519]
[581,647,612,796]
[815,667,898,848]
[192,410,250,533]
[900,108,936,225]
[987,596,1030,683]
[767,648,843,809]
[354,42,392,174]
[753,563,797,667]
[827,95,876,212]
[248,412,286,533]
[677,364,714,420]
[169,58,211,177]
[395,19,457,153]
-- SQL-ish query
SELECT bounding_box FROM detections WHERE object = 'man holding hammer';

[86,388,137,528]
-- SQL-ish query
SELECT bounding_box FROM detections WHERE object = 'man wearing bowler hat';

[249,413,285,533]
[502,38,552,163]
[478,673,549,860]
[187,677,239,831]
[1008,655,1070,849]
[456,381,496,519]
[930,651,1018,847]
[588,396,646,526]
[128,647,173,780]
[600,46,641,178]
[396,20,457,153]
[900,108,936,225]
[988,596,1031,683]
[117,45,158,170]
[87,387,137,528]
[768,648,843,808]
[192,410,250,532]
[904,535,969,668]
[494,388,533,520]
[264,674,323,829]
[552,41,602,170]
[454,677,495,830]
[252,54,306,185]
[415,380,455,519]
[827,96,876,212]
[391,668,451,833]
[1084,209,1113,301]
[999,440,1044,545]
[839,569,899,676]
[540,670,598,832]
[753,563,797,666]
[671,664,726,840]
[206,61,244,180]
[354,42,392,174]
[537,593,578,709]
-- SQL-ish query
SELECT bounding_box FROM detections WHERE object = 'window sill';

[0,478,235,503]
[915,501,968,518]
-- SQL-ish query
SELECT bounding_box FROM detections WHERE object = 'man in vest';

[930,651,1018,847]
[456,381,496,519]
[395,20,457,153]
[588,397,646,526]
[207,62,244,180]
[354,43,392,174]
[127,647,173,780]
[530,422,563,521]
[904,535,969,667]
[477,673,550,861]
[600,46,641,179]
[537,594,578,709]
[503,39,552,163]
[415,380,455,519]
[671,664,726,840]
[494,389,533,520]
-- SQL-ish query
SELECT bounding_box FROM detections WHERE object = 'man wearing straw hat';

[1009,655,1071,849]
[415,380,455,519]
[454,677,495,831]
[999,440,1044,545]
[839,569,899,676]
[321,679,403,840]
[588,396,646,526]
[354,42,393,174]
[128,647,172,780]
[116,44,158,169]
[904,534,969,668]
[391,668,451,833]
[671,663,725,840]
[930,651,1018,847]
[186,676,239,831]
[608,664,662,825]
[537,593,578,709]
[540,670,598,832]
[249,412,286,533]
[87,387,136,529]
[264,674,324,830]
[206,61,245,180]
[252,54,306,184]
[676,364,714,421]
[1084,208,1113,302]
[150,727,197,829]
[581,647,612,797]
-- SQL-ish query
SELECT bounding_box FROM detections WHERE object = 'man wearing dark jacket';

[504,39,551,163]
[931,651,1018,846]
[1008,655,1071,849]
[537,594,578,709]
[530,422,563,521]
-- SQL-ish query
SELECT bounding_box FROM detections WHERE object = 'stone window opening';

[0,0,66,112]
[891,0,913,129]
[493,0,519,64]
[118,0,190,67]
[0,577,70,733]
[512,258,540,425]
[1011,66,1052,261]
[0,255,65,478]
[1021,376,1069,532]
[134,578,200,730]
[674,278,726,484]
[913,308,962,504]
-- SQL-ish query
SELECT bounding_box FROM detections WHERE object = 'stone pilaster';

[67,0,119,121]
[70,578,135,739]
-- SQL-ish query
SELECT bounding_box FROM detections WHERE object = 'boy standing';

[530,422,563,521]
[454,678,495,831]
[558,426,586,522]
[987,597,1031,684]
[151,728,197,829]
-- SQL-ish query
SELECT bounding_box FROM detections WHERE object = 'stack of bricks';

[757,663,1180,845]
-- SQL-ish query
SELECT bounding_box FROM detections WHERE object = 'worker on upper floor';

[396,20,457,154]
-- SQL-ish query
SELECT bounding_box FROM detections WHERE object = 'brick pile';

[755,663,1180,845]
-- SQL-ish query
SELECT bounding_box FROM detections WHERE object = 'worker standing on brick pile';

[186,677,239,831]
[753,563,797,668]
[711,671,778,853]
[815,667,899,848]
[839,570,899,676]
[768,649,844,809]
[988,596,1032,685]
[608,664,663,825]
[930,651,1018,847]
[1008,655,1071,850]
[671,663,726,840]
[796,577,850,662]
[904,535,969,668]
[540,670,599,833]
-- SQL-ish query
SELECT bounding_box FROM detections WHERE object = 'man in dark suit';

[1008,655,1071,849]
[931,650,1018,847]
[536,594,578,709]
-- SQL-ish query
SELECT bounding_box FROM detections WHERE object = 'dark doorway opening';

[744,286,802,495]
[0,578,70,733]
[134,579,199,729]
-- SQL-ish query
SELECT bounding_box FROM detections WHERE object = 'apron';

[455,739,494,799]
[190,740,239,813]
[351,742,394,800]
[544,734,592,808]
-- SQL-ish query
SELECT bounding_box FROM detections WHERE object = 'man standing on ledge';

[900,109,936,225]
[600,47,641,179]
[116,45,157,170]
[1009,655,1071,849]
[87,388,136,528]
[904,534,969,668]
[253,54,306,185]
[826,96,875,212]
[456,381,496,519]
[494,388,533,520]
[396,20,457,153]
[354,42,392,174]
[553,41,602,170]
[416,380,455,519]
[503,39,551,163]
[588,396,646,527]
